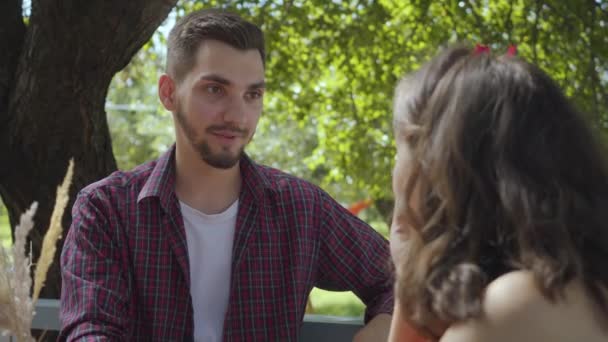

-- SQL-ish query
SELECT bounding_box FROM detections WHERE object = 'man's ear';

[159,74,177,111]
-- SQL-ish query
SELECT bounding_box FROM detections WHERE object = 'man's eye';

[246,91,263,100]
[206,85,223,94]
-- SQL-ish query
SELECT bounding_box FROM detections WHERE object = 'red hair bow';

[474,43,517,56]
[474,44,491,54]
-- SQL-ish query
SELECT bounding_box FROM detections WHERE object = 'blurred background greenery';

[0,205,9,250]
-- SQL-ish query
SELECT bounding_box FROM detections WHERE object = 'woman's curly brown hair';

[392,44,608,335]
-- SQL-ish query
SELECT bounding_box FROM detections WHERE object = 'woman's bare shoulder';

[439,270,607,342]
[482,270,546,316]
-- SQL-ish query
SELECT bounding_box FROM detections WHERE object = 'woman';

[388,44,608,341]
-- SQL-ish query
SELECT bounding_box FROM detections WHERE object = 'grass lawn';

[309,287,365,317]
[0,212,10,249]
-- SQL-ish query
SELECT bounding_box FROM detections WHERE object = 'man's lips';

[214,131,237,137]
[210,129,243,140]
[213,132,235,138]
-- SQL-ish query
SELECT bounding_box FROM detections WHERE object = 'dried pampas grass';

[0,245,15,332]
[7,202,37,342]
[33,159,74,303]
[0,159,74,341]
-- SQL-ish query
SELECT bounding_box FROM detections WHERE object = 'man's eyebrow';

[198,74,265,89]
[198,74,231,85]
[249,81,265,89]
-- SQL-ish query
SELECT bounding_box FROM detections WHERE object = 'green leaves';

[107,0,608,217]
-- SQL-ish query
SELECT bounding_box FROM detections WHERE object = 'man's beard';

[175,110,247,169]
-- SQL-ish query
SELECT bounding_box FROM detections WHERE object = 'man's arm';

[59,191,131,341]
[315,190,394,339]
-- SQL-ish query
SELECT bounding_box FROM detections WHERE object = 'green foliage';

[97,0,608,318]
[176,0,607,203]
[106,37,174,170]
[309,287,364,317]
[0,203,10,248]
[107,0,608,223]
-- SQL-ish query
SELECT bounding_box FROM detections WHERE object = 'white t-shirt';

[180,200,238,342]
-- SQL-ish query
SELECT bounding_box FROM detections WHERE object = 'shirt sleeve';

[58,190,131,341]
[315,190,394,323]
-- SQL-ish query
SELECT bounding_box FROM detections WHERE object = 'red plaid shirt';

[59,147,393,341]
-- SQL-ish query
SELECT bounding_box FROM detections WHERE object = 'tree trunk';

[0,0,178,302]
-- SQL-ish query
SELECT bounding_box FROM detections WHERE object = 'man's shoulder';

[79,159,157,199]
[255,163,323,195]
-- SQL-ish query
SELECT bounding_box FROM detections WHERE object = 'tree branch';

[531,0,542,63]
[466,0,488,42]
[0,0,26,181]
[542,1,586,30]
[0,0,26,122]
[9,0,178,149]
[586,1,601,124]
[504,0,514,42]
[30,0,178,80]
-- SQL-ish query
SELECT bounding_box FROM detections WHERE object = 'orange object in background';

[348,199,373,216]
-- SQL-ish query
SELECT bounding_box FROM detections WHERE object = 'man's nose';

[222,95,247,124]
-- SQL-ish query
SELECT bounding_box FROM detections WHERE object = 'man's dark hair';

[166,9,265,82]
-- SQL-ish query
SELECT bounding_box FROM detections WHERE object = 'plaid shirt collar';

[137,145,274,210]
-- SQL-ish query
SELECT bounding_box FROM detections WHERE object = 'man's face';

[168,39,265,169]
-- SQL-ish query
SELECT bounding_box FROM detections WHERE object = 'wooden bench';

[0,299,363,341]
